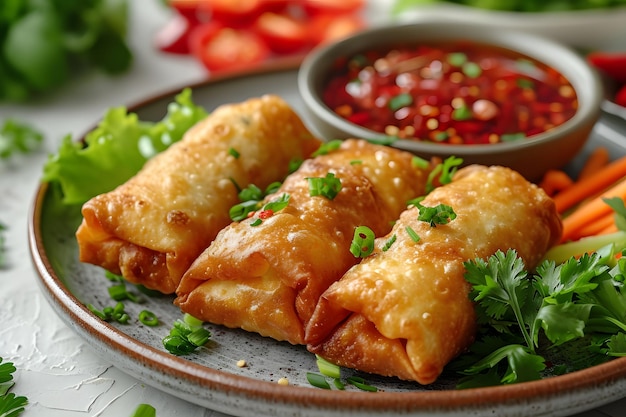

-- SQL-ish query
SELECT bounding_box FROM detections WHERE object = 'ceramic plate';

[395,3,626,50]
[29,63,626,417]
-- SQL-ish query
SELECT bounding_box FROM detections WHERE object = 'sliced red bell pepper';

[587,51,626,84]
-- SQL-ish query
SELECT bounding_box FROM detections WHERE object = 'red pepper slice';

[615,84,626,107]
[301,0,365,16]
[253,12,310,54]
[587,51,626,84]
[308,14,365,46]
[188,22,270,73]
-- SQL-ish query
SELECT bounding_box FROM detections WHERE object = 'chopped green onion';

[86,304,107,320]
[307,173,342,200]
[130,404,156,417]
[452,104,472,121]
[417,203,457,226]
[163,314,211,355]
[108,283,140,302]
[105,270,125,283]
[462,61,482,78]
[407,196,425,208]
[447,52,467,67]
[306,372,331,389]
[265,181,282,195]
[316,355,341,379]
[187,328,212,347]
[405,226,420,242]
[228,147,240,158]
[239,184,263,202]
[250,218,263,227]
[350,226,376,258]
[333,378,346,390]
[411,156,429,169]
[87,302,130,323]
[382,234,397,251]
[289,158,304,173]
[312,140,342,157]
[365,136,398,145]
[388,92,413,111]
[433,131,449,142]
[346,376,378,392]
[138,310,159,327]
[230,200,261,222]
[183,313,203,327]
[516,78,535,89]
[425,156,463,193]
[263,193,291,212]
[501,132,526,142]
[350,159,363,165]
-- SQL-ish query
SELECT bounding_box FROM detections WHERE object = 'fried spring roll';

[75,95,321,294]
[174,139,433,344]
[306,165,563,384]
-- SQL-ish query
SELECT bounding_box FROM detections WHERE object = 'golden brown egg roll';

[306,165,563,384]
[75,95,321,294]
[174,139,433,345]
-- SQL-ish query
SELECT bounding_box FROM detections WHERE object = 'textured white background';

[0,1,625,416]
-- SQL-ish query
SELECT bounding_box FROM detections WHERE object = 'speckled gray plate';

[29,62,626,417]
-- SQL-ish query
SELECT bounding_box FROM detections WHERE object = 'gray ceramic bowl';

[298,21,604,181]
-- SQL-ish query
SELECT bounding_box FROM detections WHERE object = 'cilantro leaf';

[464,250,533,347]
[460,344,545,385]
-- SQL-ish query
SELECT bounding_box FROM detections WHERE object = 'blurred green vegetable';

[0,0,132,102]
[393,0,626,14]
[0,118,43,160]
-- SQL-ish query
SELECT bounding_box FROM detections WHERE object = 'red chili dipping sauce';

[323,42,578,145]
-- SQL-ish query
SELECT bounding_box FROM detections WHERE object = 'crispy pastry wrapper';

[75,95,321,294]
[174,139,433,344]
[306,165,563,384]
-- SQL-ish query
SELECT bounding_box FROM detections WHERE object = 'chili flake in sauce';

[323,42,578,145]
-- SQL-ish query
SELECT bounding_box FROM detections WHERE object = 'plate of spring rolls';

[29,62,626,417]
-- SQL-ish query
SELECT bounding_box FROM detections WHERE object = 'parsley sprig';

[457,243,626,387]
[0,358,27,417]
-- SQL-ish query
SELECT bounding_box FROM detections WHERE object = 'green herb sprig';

[0,357,27,416]
[0,119,43,160]
[457,244,626,387]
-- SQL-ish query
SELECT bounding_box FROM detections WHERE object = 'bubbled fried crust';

[174,139,434,345]
[306,165,563,384]
[76,95,321,294]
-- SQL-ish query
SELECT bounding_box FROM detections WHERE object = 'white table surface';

[1,1,626,416]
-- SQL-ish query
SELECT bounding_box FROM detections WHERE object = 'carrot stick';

[577,147,609,181]
[570,212,614,240]
[597,222,619,236]
[553,154,626,214]
[560,178,626,242]
[539,169,574,197]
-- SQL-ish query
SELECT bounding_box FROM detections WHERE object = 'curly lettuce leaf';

[42,88,208,205]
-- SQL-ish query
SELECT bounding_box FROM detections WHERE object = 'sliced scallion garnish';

[350,226,376,258]
[306,372,331,390]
